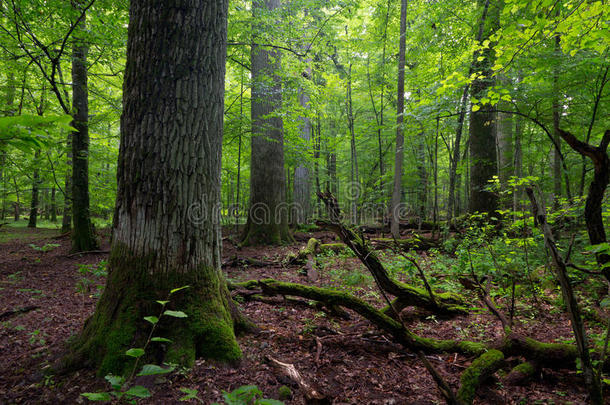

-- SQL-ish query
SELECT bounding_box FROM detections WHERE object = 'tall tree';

[242,0,292,245]
[390,0,407,238]
[71,1,97,251]
[468,0,499,215]
[63,0,242,374]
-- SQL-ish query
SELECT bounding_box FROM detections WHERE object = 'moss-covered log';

[503,361,538,386]
[456,350,505,405]
[231,278,607,379]
[230,279,486,357]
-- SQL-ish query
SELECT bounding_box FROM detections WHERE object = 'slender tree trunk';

[551,35,562,209]
[496,79,513,209]
[63,0,243,375]
[28,150,41,228]
[61,134,72,233]
[242,0,292,245]
[347,63,359,225]
[513,115,523,219]
[50,186,57,222]
[293,61,312,225]
[13,177,19,221]
[71,4,97,251]
[390,0,407,238]
[235,64,244,231]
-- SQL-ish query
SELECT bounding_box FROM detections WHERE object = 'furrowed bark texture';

[71,5,97,252]
[242,0,292,245]
[468,0,499,215]
[64,0,241,376]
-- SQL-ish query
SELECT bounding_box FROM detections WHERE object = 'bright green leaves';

[137,364,174,376]
[164,310,188,318]
[0,115,74,152]
[125,348,145,358]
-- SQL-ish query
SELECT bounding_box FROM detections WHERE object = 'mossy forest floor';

[0,225,599,404]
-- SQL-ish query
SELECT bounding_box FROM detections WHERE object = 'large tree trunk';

[242,0,292,245]
[71,3,97,252]
[63,0,242,375]
[390,0,407,239]
[468,0,499,215]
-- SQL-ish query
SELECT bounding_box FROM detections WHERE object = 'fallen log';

[315,192,466,316]
[0,305,39,321]
[222,256,276,268]
[230,278,606,371]
[456,349,505,404]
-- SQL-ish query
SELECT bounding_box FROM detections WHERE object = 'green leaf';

[124,385,151,398]
[257,400,285,405]
[137,364,174,376]
[156,300,169,306]
[170,285,190,295]
[472,105,480,112]
[104,374,124,390]
[164,310,188,318]
[81,392,113,401]
[151,337,172,343]
[179,387,202,402]
[144,316,159,324]
[125,348,145,358]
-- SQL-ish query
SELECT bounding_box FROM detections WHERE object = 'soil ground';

[0,226,599,404]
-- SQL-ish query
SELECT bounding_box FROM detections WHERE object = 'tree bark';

[390,0,407,239]
[63,0,242,375]
[468,0,499,215]
[71,2,97,252]
[293,38,312,225]
[242,0,292,245]
[27,149,41,228]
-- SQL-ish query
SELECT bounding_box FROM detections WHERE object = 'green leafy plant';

[81,285,190,403]
[212,385,283,405]
[29,243,60,252]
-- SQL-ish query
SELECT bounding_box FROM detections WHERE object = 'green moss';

[456,349,505,404]
[511,361,535,376]
[278,385,292,400]
[63,244,242,376]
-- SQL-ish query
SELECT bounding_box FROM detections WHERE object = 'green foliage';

[212,385,284,405]
[0,115,74,151]
[29,243,60,252]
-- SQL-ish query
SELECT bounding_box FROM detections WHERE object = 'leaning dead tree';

[230,192,607,404]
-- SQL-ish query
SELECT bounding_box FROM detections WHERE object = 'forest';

[0,0,609,403]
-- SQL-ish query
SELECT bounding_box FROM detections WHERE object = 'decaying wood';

[266,355,330,404]
[0,305,39,321]
[222,256,276,268]
[316,192,467,315]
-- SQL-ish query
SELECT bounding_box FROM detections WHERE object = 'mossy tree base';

[241,220,294,246]
[60,244,242,377]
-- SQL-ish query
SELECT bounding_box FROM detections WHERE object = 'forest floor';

[0,225,599,404]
